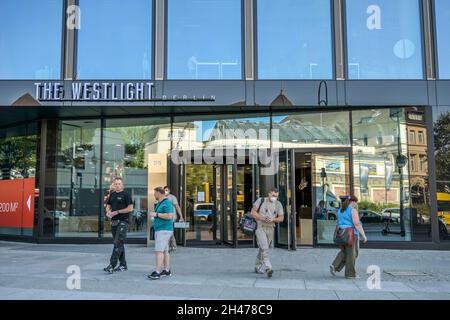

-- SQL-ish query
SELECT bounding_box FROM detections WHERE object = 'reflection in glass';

[434,106,450,240]
[103,118,171,238]
[184,164,215,242]
[0,0,62,79]
[346,0,423,79]
[167,0,242,79]
[352,108,412,241]
[257,0,333,79]
[405,107,431,241]
[314,153,350,245]
[77,0,152,79]
[271,111,350,148]
[55,120,101,237]
[0,123,39,236]
[435,0,450,79]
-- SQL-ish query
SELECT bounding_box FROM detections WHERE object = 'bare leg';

[155,252,164,273]
[163,251,171,270]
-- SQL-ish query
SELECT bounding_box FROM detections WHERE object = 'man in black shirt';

[104,177,133,273]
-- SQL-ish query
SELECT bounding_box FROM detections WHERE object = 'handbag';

[239,198,264,236]
[333,226,355,247]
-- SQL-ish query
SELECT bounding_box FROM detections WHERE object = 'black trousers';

[110,221,128,267]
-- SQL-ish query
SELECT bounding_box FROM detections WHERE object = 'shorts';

[154,230,174,252]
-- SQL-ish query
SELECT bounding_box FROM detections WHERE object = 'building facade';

[0,0,450,249]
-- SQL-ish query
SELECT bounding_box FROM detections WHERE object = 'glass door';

[221,164,237,246]
[312,152,351,245]
[275,150,295,249]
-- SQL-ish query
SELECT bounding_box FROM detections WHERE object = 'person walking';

[314,200,327,240]
[330,195,367,279]
[103,177,133,273]
[164,186,184,252]
[164,186,184,221]
[148,187,175,280]
[251,188,284,278]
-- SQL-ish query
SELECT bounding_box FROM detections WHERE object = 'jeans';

[110,221,128,267]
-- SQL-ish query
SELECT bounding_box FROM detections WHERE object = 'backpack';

[239,198,264,236]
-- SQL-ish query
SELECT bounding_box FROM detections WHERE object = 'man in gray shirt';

[164,186,184,252]
[251,188,284,278]
[164,186,184,221]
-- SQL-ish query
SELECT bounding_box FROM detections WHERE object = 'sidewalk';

[1,241,450,300]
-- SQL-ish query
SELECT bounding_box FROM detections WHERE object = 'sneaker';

[330,265,336,277]
[147,271,161,280]
[113,265,128,272]
[161,269,172,277]
[103,265,114,274]
[254,267,264,274]
[266,269,274,278]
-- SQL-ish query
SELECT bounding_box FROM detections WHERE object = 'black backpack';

[239,198,264,236]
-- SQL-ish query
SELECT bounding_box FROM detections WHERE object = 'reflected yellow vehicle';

[437,192,450,225]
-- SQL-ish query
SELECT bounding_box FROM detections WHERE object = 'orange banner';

[0,178,35,229]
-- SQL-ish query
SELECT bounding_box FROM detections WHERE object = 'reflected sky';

[435,0,450,79]
[346,0,423,79]
[0,0,62,79]
[77,0,152,79]
[257,0,333,79]
[167,0,242,80]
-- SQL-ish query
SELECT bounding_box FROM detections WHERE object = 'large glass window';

[0,123,39,236]
[352,108,414,242]
[0,0,62,79]
[435,0,450,79]
[167,0,242,79]
[103,118,171,238]
[257,0,333,79]
[433,106,450,240]
[77,0,152,79]
[346,0,423,79]
[54,120,101,237]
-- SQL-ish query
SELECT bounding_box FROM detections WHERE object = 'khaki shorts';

[154,230,173,252]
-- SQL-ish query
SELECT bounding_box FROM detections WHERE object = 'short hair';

[154,187,165,194]
[267,188,279,195]
[113,177,123,182]
[163,186,169,190]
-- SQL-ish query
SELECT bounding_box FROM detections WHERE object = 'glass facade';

[346,0,424,79]
[77,0,153,79]
[167,0,242,79]
[0,109,443,246]
[435,0,450,79]
[0,0,62,79]
[0,123,40,236]
[257,0,333,79]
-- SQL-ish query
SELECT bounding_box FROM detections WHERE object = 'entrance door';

[177,153,259,247]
